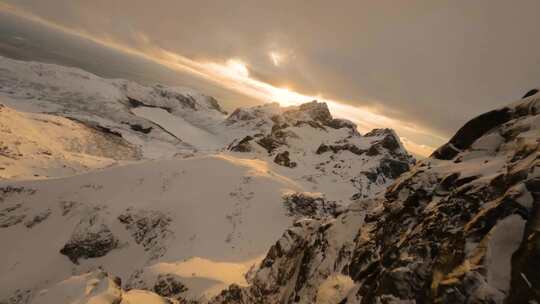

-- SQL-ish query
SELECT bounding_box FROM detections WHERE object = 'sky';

[1,1,540,157]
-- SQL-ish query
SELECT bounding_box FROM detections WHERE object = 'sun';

[269,87,312,106]
[225,59,249,77]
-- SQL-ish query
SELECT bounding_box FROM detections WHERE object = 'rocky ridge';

[211,90,540,303]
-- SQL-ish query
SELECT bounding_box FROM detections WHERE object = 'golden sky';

[2,1,539,157]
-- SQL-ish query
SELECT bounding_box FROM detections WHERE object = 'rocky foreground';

[211,90,540,303]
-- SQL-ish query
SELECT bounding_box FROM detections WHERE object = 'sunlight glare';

[226,59,249,77]
[269,52,282,66]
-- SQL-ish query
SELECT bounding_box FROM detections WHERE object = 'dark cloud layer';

[4,0,540,138]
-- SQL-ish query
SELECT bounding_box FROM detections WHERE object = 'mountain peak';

[283,100,333,124]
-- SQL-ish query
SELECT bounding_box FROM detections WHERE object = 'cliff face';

[211,91,540,304]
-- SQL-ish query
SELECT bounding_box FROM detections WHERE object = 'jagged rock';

[274,151,297,168]
[211,92,540,304]
[60,213,119,264]
[211,284,257,304]
[325,118,358,131]
[522,88,539,99]
[118,208,172,260]
[128,123,153,134]
[432,108,512,160]
[284,100,333,123]
[256,135,283,153]
[153,274,188,299]
[378,158,410,179]
[225,101,414,203]
[228,136,254,152]
[206,96,228,115]
[283,192,338,218]
[316,143,366,156]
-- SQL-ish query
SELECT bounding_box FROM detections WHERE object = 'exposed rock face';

[118,208,173,260]
[284,100,333,124]
[316,143,366,156]
[326,118,359,133]
[274,151,297,168]
[432,108,512,160]
[256,135,285,153]
[60,213,119,264]
[153,274,189,299]
[228,135,255,152]
[211,93,540,303]
[225,100,415,202]
[377,158,411,180]
[206,96,228,115]
[283,192,338,218]
[126,122,153,134]
[522,88,539,99]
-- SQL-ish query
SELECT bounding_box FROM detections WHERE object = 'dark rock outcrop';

[326,118,358,132]
[284,100,333,124]
[522,88,539,99]
[60,213,119,264]
[316,143,366,156]
[283,192,338,218]
[378,158,411,180]
[274,151,297,168]
[118,208,172,260]
[206,96,228,115]
[228,136,254,152]
[256,135,284,153]
[124,122,152,134]
[432,107,512,160]
[153,274,188,299]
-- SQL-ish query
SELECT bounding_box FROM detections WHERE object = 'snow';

[0,154,302,302]
[0,55,420,303]
[486,214,526,293]
[30,271,122,304]
[0,104,139,180]
[132,106,224,151]
[316,273,355,304]
[148,256,262,300]
[121,290,172,304]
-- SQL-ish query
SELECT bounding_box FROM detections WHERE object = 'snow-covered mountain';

[211,89,540,303]
[0,103,140,180]
[3,55,538,304]
[0,56,417,304]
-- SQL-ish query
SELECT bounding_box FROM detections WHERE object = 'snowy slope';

[0,154,302,302]
[0,56,418,304]
[211,90,540,303]
[0,56,414,203]
[0,56,227,158]
[0,103,139,180]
